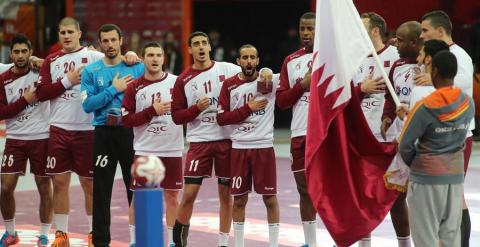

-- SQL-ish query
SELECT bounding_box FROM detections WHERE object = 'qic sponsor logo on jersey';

[395,86,411,96]
[147,120,169,134]
[61,90,77,100]
[201,115,216,124]
[16,112,32,122]
[361,98,381,110]
[238,122,256,132]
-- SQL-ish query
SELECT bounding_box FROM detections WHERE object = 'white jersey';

[218,74,279,149]
[0,69,49,140]
[0,63,12,74]
[384,57,418,140]
[278,48,312,138]
[38,47,104,131]
[450,44,475,135]
[172,61,241,142]
[122,73,184,157]
[353,45,399,141]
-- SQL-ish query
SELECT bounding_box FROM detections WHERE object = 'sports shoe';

[37,235,49,247]
[129,244,135,247]
[169,244,176,247]
[50,231,69,247]
[87,232,93,247]
[0,231,19,247]
[300,245,309,247]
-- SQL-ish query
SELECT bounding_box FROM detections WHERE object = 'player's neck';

[62,45,81,54]
[372,39,385,53]
[103,55,123,66]
[145,71,164,81]
[443,36,454,46]
[12,66,28,74]
[192,59,212,70]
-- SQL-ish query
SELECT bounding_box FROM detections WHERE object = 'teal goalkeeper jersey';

[81,60,144,126]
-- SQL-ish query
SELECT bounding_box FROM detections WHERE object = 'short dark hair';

[188,31,210,47]
[423,39,449,58]
[10,34,32,50]
[432,50,457,79]
[97,24,123,40]
[361,12,387,39]
[421,10,452,36]
[300,12,316,20]
[141,42,163,57]
[237,44,258,57]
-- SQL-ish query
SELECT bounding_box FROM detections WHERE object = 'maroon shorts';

[46,126,94,178]
[230,147,277,195]
[130,156,183,190]
[464,136,473,176]
[184,140,231,179]
[291,136,306,172]
[1,138,49,176]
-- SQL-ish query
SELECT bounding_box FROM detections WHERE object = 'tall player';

[276,12,316,247]
[355,13,412,247]
[419,11,474,247]
[217,44,279,247]
[36,17,104,247]
[81,24,143,247]
[171,31,240,247]
[122,42,183,247]
[379,22,423,247]
[0,34,52,247]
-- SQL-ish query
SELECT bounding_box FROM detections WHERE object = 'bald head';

[397,21,422,40]
[396,21,423,58]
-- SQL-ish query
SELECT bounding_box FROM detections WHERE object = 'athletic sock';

[218,232,229,246]
[233,222,245,247]
[4,219,15,233]
[87,215,93,233]
[461,209,471,247]
[167,227,174,245]
[39,223,52,236]
[129,225,135,244]
[268,223,279,247]
[54,214,69,233]
[358,238,371,247]
[397,236,411,247]
[173,220,190,247]
[302,220,317,246]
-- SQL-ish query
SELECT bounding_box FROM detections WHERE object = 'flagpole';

[370,51,401,107]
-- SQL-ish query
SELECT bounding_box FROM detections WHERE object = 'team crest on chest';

[190,82,198,92]
[97,77,104,86]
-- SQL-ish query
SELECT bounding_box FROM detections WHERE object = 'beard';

[105,48,119,59]
[241,65,256,77]
[14,60,28,69]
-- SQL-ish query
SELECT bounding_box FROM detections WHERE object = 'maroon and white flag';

[305,0,399,246]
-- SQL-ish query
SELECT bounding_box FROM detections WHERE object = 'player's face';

[144,47,164,74]
[59,24,81,52]
[237,47,259,77]
[299,18,315,51]
[189,36,211,63]
[396,28,417,58]
[420,20,441,41]
[10,43,32,69]
[99,30,123,59]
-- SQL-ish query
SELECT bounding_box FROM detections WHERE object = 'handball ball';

[131,156,165,187]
